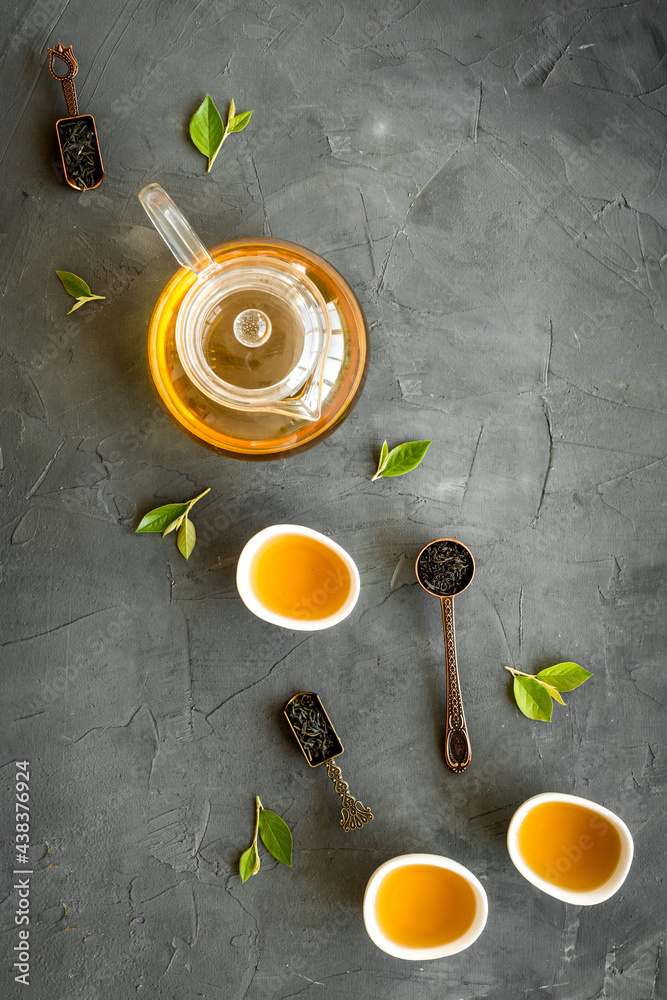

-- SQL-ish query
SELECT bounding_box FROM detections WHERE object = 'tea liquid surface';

[204,287,303,390]
[375,864,477,949]
[250,534,351,620]
[518,801,622,891]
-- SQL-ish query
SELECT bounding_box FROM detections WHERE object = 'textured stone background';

[1,1,666,998]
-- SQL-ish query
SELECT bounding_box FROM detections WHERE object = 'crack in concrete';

[65,704,150,745]
[25,439,66,498]
[205,635,312,721]
[1,606,120,647]
[461,422,484,507]
[532,396,553,527]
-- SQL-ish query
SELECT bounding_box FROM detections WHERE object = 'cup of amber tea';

[363,854,488,960]
[507,792,633,905]
[236,524,360,630]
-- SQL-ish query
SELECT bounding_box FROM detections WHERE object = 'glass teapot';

[139,184,368,459]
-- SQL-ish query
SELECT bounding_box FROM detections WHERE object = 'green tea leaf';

[56,270,92,297]
[189,94,224,164]
[373,440,432,480]
[189,96,253,172]
[513,675,553,722]
[539,680,566,706]
[137,489,209,559]
[228,110,254,133]
[239,798,292,886]
[177,517,196,560]
[371,440,390,481]
[136,502,190,533]
[57,270,106,312]
[536,662,592,692]
[67,294,105,314]
[258,809,293,866]
[239,844,259,882]
[162,513,185,537]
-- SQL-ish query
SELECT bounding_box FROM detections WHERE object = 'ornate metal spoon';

[47,44,104,191]
[284,691,373,832]
[416,538,475,773]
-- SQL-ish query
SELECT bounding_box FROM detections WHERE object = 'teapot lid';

[176,254,331,420]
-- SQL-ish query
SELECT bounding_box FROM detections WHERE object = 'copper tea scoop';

[416,538,475,773]
[285,692,373,832]
[47,44,104,191]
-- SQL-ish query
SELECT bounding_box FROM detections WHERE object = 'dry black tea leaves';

[57,116,103,190]
[284,692,342,765]
[417,540,474,596]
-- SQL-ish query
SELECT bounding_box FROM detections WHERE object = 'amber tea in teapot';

[140,184,368,459]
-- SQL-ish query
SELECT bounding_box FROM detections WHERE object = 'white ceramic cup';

[507,792,634,905]
[236,524,360,631]
[363,853,488,960]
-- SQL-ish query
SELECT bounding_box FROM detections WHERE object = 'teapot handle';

[139,183,215,276]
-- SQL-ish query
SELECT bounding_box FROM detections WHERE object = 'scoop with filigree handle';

[284,691,373,832]
[47,44,104,191]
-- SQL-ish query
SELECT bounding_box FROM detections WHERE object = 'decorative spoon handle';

[440,596,471,772]
[324,759,373,832]
[48,43,79,117]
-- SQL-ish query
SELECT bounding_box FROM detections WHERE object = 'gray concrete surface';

[1,1,666,997]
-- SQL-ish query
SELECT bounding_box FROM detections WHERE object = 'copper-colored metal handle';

[324,759,373,832]
[440,596,471,773]
[48,43,79,117]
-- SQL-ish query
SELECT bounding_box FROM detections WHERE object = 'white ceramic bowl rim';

[363,853,489,961]
[236,524,361,631]
[506,791,634,906]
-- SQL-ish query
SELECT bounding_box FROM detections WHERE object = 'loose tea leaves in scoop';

[284,692,373,832]
[417,540,474,596]
[284,692,342,766]
[57,117,103,190]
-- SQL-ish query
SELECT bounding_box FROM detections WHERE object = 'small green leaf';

[136,502,190,534]
[57,270,106,313]
[67,294,105,314]
[373,440,432,480]
[177,517,196,560]
[162,513,185,537]
[536,662,592,692]
[371,440,390,481]
[189,94,224,158]
[258,809,292,866]
[228,110,254,133]
[189,96,253,171]
[189,94,224,170]
[56,270,92,298]
[513,675,553,722]
[539,680,566,706]
[239,844,259,882]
